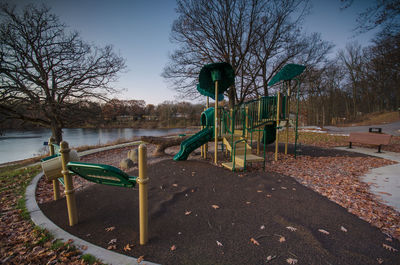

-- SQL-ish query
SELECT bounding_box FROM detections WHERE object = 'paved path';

[335,146,400,212]
[325,121,400,136]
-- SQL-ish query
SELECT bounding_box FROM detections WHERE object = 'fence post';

[49,137,60,201]
[60,141,78,226]
[138,144,149,245]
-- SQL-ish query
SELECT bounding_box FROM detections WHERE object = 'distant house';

[143,115,158,121]
[116,115,134,122]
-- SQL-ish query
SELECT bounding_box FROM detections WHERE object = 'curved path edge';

[26,173,159,265]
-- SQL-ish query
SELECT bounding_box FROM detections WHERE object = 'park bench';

[348,132,392,153]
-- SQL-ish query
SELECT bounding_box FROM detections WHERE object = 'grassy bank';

[0,165,102,264]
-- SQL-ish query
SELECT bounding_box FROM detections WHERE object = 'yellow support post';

[275,93,281,161]
[138,144,149,245]
[214,81,219,165]
[60,141,78,226]
[49,137,60,201]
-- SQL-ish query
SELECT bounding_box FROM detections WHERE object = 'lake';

[0,127,193,164]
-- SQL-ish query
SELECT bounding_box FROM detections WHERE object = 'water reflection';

[0,127,192,164]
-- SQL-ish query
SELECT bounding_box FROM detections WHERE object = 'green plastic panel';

[261,122,277,145]
[67,161,137,188]
[197,84,224,101]
[201,107,215,127]
[198,62,234,97]
[268,64,306,86]
[41,153,60,162]
[173,127,214,161]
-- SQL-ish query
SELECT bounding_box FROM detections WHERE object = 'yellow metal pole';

[60,141,78,226]
[49,137,60,201]
[138,144,149,245]
[214,81,219,165]
[275,93,281,161]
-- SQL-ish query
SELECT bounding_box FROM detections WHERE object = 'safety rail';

[232,138,247,172]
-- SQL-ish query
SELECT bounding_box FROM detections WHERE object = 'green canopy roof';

[197,84,224,101]
[198,62,234,97]
[268,64,306,86]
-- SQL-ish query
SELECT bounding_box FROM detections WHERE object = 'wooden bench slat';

[348,132,391,152]
[349,132,391,145]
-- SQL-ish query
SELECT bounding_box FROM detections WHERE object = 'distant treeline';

[0,100,206,130]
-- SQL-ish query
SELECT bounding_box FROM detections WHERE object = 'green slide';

[173,127,213,161]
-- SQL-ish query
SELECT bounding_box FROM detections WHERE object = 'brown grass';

[340,111,399,126]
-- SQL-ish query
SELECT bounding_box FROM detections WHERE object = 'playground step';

[235,154,264,166]
[223,137,252,153]
[221,161,243,171]
[234,129,244,136]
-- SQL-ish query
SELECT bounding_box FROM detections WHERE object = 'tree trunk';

[228,87,236,109]
[51,123,63,144]
[141,135,190,156]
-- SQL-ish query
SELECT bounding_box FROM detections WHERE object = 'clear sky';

[8,0,377,105]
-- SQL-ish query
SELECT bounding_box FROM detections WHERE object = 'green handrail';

[232,138,247,172]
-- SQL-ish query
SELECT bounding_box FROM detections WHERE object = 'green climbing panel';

[67,161,137,188]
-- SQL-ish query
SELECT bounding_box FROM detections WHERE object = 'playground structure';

[41,139,149,245]
[174,63,305,171]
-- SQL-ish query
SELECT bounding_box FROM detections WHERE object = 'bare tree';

[0,4,125,143]
[163,0,331,107]
[341,0,400,36]
[338,42,364,118]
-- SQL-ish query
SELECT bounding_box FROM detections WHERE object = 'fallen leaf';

[170,245,176,251]
[105,226,115,232]
[108,238,117,245]
[281,186,287,190]
[340,226,348,232]
[279,236,286,243]
[260,225,265,230]
[286,258,298,264]
[250,237,260,246]
[172,183,178,187]
[216,240,223,247]
[211,204,220,209]
[123,244,133,251]
[377,258,384,264]
[318,229,330,235]
[246,201,251,205]
[286,226,297,232]
[107,245,116,250]
[81,245,88,250]
[266,255,277,263]
[266,194,272,198]
[382,243,398,252]
[185,211,192,216]
[257,190,263,193]
[137,255,144,263]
